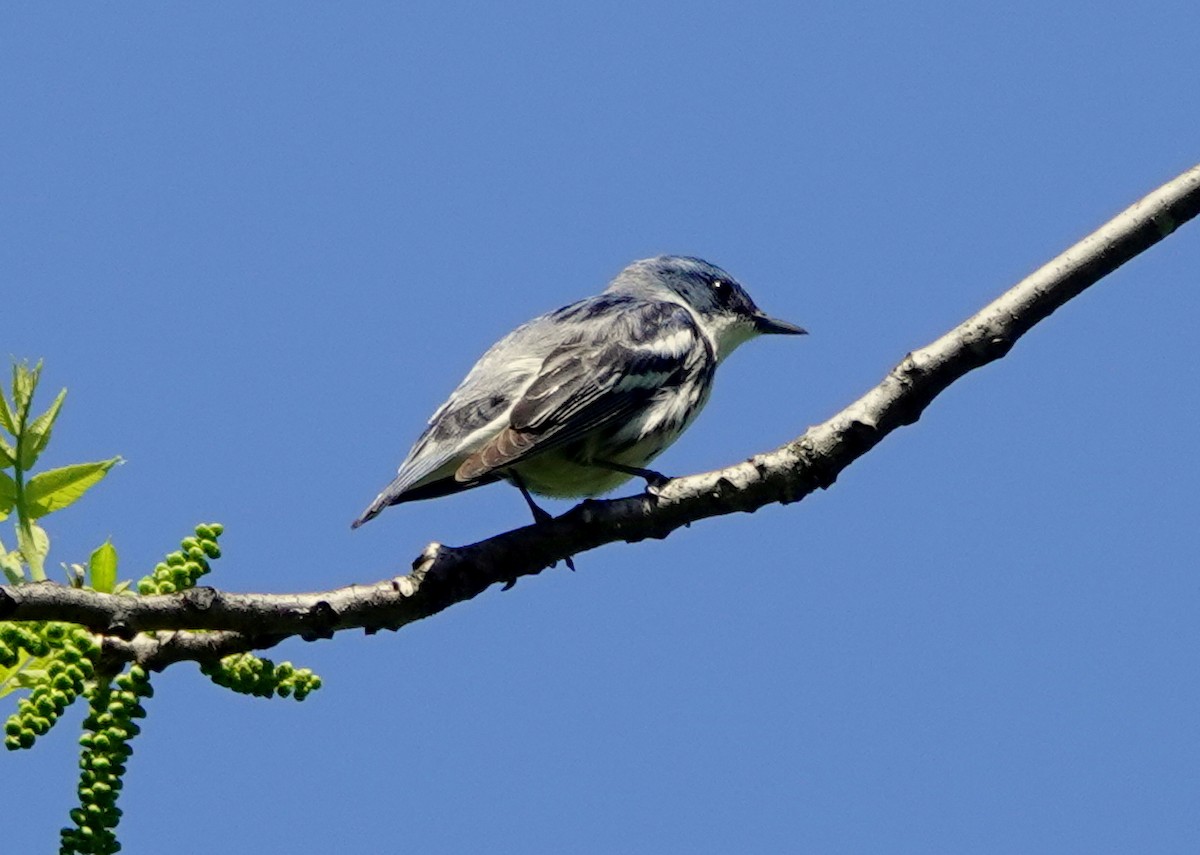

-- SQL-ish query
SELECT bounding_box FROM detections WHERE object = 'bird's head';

[607,255,806,361]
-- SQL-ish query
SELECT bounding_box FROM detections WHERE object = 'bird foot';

[643,471,671,496]
[546,553,578,573]
[501,552,575,591]
[508,474,577,575]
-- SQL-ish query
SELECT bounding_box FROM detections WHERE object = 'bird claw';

[546,554,578,572]
[510,472,576,573]
[502,551,575,589]
[643,472,671,496]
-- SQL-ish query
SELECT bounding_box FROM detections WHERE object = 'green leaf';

[0,652,33,698]
[89,540,118,593]
[63,562,86,587]
[11,360,42,426]
[19,387,66,470]
[0,660,52,697]
[0,535,23,582]
[0,470,16,520]
[0,390,15,435]
[0,548,23,583]
[0,436,15,469]
[23,458,121,519]
[13,668,47,688]
[17,522,49,579]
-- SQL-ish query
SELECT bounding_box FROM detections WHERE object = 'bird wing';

[350,323,544,528]
[455,301,703,480]
[352,296,704,528]
[364,345,535,501]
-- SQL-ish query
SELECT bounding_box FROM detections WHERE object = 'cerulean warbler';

[353,255,805,529]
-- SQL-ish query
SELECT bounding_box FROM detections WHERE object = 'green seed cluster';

[59,666,152,855]
[201,653,321,700]
[3,521,323,853]
[0,621,49,662]
[136,523,224,595]
[3,623,100,751]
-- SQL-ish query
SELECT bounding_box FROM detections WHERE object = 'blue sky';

[4,4,1199,853]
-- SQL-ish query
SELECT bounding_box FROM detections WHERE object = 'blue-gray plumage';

[352,256,805,529]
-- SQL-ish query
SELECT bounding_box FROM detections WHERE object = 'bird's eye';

[710,278,739,307]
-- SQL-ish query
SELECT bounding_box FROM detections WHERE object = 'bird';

[352,255,805,531]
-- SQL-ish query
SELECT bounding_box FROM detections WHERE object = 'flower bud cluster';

[3,623,100,751]
[136,523,223,595]
[59,666,153,855]
[201,652,321,701]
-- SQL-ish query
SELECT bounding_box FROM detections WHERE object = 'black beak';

[753,314,807,336]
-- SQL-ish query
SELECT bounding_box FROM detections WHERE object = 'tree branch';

[3,163,1199,669]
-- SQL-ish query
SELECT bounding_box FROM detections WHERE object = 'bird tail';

[351,469,415,529]
[351,492,392,529]
[350,472,503,529]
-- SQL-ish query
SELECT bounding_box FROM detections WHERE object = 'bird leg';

[593,459,672,493]
[508,473,576,583]
[513,474,554,525]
